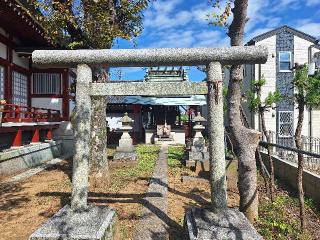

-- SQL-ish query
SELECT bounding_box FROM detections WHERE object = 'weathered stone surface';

[90,82,207,96]
[188,120,209,165]
[116,128,134,152]
[29,205,116,240]
[188,151,209,162]
[113,152,137,161]
[185,207,263,240]
[32,47,268,68]
[207,62,227,209]
[114,120,136,160]
[0,141,61,178]
[71,64,92,211]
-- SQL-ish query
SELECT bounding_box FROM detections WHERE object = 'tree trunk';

[295,96,306,231]
[90,66,109,188]
[227,68,260,221]
[259,109,275,201]
[227,0,260,222]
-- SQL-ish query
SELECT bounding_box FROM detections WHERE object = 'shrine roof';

[0,0,53,48]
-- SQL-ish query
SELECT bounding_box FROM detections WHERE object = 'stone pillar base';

[185,207,262,240]
[29,205,116,240]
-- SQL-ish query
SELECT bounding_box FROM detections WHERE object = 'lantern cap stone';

[193,112,206,123]
[119,112,134,123]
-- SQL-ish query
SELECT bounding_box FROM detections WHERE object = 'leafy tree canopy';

[248,76,282,112]
[30,0,150,49]
[294,65,320,108]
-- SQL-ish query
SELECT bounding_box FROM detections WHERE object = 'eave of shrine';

[0,0,53,49]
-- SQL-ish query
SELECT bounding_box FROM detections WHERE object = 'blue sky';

[110,0,320,81]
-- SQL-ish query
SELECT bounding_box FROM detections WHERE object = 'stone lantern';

[113,112,136,161]
[187,112,209,167]
[192,112,206,147]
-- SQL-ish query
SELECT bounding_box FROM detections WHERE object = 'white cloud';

[246,27,273,41]
[144,0,191,30]
[270,0,300,11]
[190,3,213,24]
[147,30,195,48]
[152,0,182,14]
[245,0,271,33]
[306,0,320,6]
[296,20,320,38]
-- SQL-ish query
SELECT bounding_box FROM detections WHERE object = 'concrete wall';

[293,36,314,136]
[311,108,320,138]
[0,42,6,59]
[12,49,29,69]
[53,121,75,158]
[241,64,254,128]
[0,141,61,176]
[255,35,277,132]
[260,151,320,204]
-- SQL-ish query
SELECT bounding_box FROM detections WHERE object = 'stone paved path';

[134,144,169,240]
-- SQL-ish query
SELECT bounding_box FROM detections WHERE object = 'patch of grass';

[113,144,160,179]
[168,145,188,176]
[304,197,319,215]
[168,145,186,168]
[257,194,313,240]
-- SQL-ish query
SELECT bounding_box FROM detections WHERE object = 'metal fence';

[260,131,320,174]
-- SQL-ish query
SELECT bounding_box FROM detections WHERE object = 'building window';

[12,71,28,106]
[278,111,294,137]
[0,65,4,100]
[32,73,61,94]
[279,51,292,72]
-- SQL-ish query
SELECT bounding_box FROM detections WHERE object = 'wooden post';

[12,129,22,147]
[32,128,39,142]
[62,69,70,120]
[46,128,53,140]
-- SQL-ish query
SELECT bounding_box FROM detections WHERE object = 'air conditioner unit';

[308,62,316,76]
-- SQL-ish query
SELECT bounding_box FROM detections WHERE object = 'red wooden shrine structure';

[0,0,71,149]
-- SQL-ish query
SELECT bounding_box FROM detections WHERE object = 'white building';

[241,25,320,140]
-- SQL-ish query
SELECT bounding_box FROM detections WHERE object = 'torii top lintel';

[32,46,268,68]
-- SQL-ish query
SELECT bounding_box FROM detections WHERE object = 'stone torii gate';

[30,47,267,240]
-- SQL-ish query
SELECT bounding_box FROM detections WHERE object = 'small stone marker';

[113,112,137,161]
[185,207,263,240]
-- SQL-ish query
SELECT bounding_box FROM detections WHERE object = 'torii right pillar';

[207,61,227,209]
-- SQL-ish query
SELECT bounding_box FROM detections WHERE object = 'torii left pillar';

[29,64,116,240]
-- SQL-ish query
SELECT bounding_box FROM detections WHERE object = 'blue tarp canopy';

[123,95,207,106]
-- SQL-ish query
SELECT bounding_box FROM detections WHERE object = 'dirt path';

[0,159,72,240]
[134,144,169,240]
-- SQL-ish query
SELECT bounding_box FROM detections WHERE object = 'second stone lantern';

[113,112,136,161]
